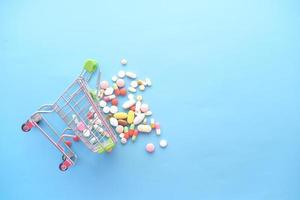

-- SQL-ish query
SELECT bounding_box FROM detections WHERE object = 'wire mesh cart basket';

[21,60,117,171]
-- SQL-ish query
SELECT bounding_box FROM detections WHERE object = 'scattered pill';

[118,119,128,126]
[159,139,167,148]
[100,81,109,89]
[119,88,127,96]
[116,79,125,88]
[77,122,86,132]
[114,112,128,119]
[128,87,137,93]
[134,113,145,125]
[139,84,145,91]
[110,106,118,114]
[111,98,118,106]
[135,101,141,113]
[140,103,149,113]
[112,76,118,82]
[127,110,135,124]
[109,117,118,127]
[145,78,152,86]
[136,95,143,101]
[126,72,137,79]
[116,125,124,134]
[120,59,127,65]
[137,124,152,133]
[83,129,91,137]
[122,99,136,109]
[150,118,155,129]
[130,81,138,88]
[121,137,127,144]
[155,122,161,135]
[118,70,126,78]
[128,93,134,100]
[146,143,155,153]
[145,111,152,116]
[104,87,114,95]
[99,100,107,108]
[90,137,97,144]
[103,106,110,114]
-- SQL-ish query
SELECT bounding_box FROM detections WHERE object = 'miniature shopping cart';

[21,60,117,171]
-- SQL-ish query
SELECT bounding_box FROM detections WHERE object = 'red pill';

[129,129,134,137]
[65,141,72,147]
[119,88,127,96]
[114,88,120,96]
[111,98,118,106]
[133,130,138,136]
[124,133,129,139]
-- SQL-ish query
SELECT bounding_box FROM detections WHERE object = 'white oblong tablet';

[110,106,118,114]
[99,100,107,108]
[103,106,110,114]
[118,70,126,78]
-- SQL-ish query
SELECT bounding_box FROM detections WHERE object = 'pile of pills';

[95,60,168,153]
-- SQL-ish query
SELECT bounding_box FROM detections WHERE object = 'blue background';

[1,0,300,199]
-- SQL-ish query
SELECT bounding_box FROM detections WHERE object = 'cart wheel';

[59,163,68,171]
[73,136,80,142]
[21,123,31,132]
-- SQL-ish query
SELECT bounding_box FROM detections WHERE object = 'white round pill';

[103,106,110,114]
[99,100,107,108]
[83,129,91,137]
[159,140,168,148]
[112,76,118,82]
[120,58,127,65]
[109,117,118,127]
[118,70,126,78]
[139,84,145,91]
[90,137,97,144]
[110,106,118,114]
[130,81,138,88]
[104,87,114,96]
[128,93,134,100]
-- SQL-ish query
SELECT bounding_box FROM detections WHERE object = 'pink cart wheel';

[21,123,31,132]
[59,163,68,171]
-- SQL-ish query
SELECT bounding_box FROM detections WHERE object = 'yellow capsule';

[127,110,135,124]
[113,112,128,120]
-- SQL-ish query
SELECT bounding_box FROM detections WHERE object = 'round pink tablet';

[100,81,109,89]
[116,79,125,88]
[145,143,155,153]
[77,122,86,132]
[140,104,149,113]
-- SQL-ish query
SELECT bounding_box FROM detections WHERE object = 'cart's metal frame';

[21,68,117,171]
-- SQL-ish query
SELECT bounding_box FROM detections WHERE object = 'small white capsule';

[122,99,136,109]
[120,58,128,65]
[134,113,145,125]
[110,106,118,114]
[118,70,126,78]
[130,81,138,88]
[112,76,118,82]
[128,87,137,93]
[103,106,110,114]
[126,72,137,79]
[99,100,107,108]
[137,124,152,133]
[145,111,152,116]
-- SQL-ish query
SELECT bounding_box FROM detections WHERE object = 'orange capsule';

[129,129,134,137]
[119,88,127,96]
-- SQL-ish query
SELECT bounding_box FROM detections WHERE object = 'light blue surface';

[1,0,300,199]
